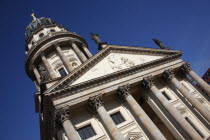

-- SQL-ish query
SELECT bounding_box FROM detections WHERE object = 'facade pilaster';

[40,52,56,79]
[69,40,87,62]
[55,44,74,73]
[180,62,210,96]
[56,107,80,140]
[162,69,210,122]
[88,95,124,140]
[142,76,203,140]
[117,85,166,140]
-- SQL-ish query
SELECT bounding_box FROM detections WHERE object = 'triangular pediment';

[46,45,182,93]
[72,52,163,85]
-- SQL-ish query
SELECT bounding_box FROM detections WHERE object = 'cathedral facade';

[24,15,210,140]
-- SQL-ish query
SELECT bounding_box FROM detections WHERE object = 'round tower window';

[39,33,44,38]
[50,29,55,32]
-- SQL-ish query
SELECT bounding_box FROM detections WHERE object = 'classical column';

[162,69,210,122]
[40,52,56,79]
[31,65,41,83]
[180,62,210,96]
[55,44,74,73]
[88,95,124,140]
[142,76,203,140]
[56,107,80,140]
[117,85,166,140]
[69,40,87,62]
[82,44,92,58]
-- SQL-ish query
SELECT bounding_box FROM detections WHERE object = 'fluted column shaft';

[118,85,166,140]
[56,107,80,140]
[89,95,124,140]
[143,76,202,140]
[69,41,87,62]
[32,66,41,83]
[180,62,210,96]
[40,53,56,79]
[82,45,92,58]
[163,69,210,122]
[55,44,74,73]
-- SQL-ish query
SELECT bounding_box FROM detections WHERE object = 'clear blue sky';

[0,0,209,139]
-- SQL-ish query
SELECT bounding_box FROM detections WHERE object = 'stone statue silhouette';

[152,39,169,49]
[90,33,102,44]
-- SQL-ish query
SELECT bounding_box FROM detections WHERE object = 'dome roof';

[25,17,60,41]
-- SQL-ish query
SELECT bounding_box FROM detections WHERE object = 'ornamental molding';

[125,132,144,140]
[45,45,182,96]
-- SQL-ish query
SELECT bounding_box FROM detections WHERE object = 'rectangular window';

[58,68,67,77]
[111,112,125,125]
[185,117,204,138]
[162,91,171,101]
[77,124,96,140]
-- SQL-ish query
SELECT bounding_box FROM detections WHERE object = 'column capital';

[88,94,103,112]
[30,65,36,71]
[117,84,130,100]
[162,69,175,82]
[142,76,154,89]
[53,42,60,48]
[179,62,192,78]
[55,106,70,126]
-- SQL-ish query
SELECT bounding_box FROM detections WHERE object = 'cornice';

[45,45,182,97]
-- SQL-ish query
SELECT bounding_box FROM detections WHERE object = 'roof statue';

[31,12,37,22]
[152,39,169,49]
[90,33,107,50]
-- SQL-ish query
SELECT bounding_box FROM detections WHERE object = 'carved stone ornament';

[142,76,154,89]
[88,94,103,111]
[55,107,71,127]
[179,62,192,78]
[38,65,50,81]
[117,84,130,100]
[126,132,144,140]
[162,69,175,82]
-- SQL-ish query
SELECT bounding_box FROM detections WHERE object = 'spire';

[31,11,37,22]
[90,33,107,50]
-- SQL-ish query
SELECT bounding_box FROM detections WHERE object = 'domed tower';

[25,13,92,90]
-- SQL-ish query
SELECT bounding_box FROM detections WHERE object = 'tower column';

[31,65,41,84]
[82,44,92,58]
[117,85,166,140]
[40,52,56,79]
[180,62,210,96]
[88,95,124,140]
[162,69,210,122]
[56,107,80,140]
[142,76,203,140]
[69,41,87,62]
[55,44,74,73]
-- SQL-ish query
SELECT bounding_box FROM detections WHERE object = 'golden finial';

[31,11,36,22]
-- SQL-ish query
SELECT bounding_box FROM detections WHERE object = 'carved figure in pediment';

[38,65,50,81]
[107,54,135,71]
